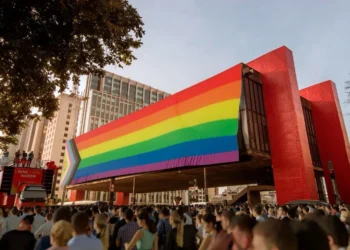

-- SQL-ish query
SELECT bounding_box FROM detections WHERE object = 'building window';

[62,146,65,150]
[112,79,120,96]
[64,133,68,137]
[69,103,73,108]
[90,75,100,90]
[151,92,157,103]
[66,121,69,125]
[144,90,150,105]
[121,81,129,99]
[137,87,143,104]
[68,109,72,113]
[60,153,64,157]
[67,115,70,119]
[59,159,64,163]
[104,76,112,94]
[63,140,66,143]
[158,94,164,100]
[129,85,136,102]
[65,127,68,131]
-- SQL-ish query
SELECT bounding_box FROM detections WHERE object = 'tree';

[0,0,145,147]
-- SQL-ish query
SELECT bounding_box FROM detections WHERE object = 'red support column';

[69,190,85,202]
[300,81,350,204]
[115,192,130,205]
[248,46,318,204]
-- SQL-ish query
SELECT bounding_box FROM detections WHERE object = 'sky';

[81,0,350,132]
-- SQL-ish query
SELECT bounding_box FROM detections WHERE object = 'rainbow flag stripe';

[61,63,242,186]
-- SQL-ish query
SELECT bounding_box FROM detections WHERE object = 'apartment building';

[42,93,81,197]
[78,71,171,201]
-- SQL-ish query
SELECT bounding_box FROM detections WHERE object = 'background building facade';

[77,71,170,201]
[42,93,81,197]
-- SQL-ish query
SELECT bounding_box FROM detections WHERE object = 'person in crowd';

[86,209,96,235]
[32,207,46,234]
[277,205,289,221]
[267,207,276,218]
[195,214,204,244]
[110,206,128,250]
[178,206,193,226]
[0,207,4,239]
[230,214,256,250]
[109,206,120,225]
[15,149,21,167]
[95,214,110,250]
[117,209,139,250]
[21,207,30,219]
[252,205,265,222]
[68,212,103,250]
[252,219,298,250]
[34,207,72,250]
[22,150,28,167]
[2,207,21,233]
[292,219,330,250]
[199,213,216,250]
[125,211,158,250]
[48,220,73,250]
[28,151,34,167]
[35,212,53,238]
[318,215,349,250]
[165,210,184,250]
[340,210,350,233]
[157,207,172,250]
[0,215,36,250]
[221,210,235,250]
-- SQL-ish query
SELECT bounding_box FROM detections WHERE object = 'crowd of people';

[0,203,349,250]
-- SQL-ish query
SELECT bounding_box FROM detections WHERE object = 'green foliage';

[0,0,145,146]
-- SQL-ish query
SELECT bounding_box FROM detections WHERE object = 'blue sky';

[85,0,350,132]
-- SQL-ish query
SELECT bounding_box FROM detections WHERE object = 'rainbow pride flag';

[60,63,243,186]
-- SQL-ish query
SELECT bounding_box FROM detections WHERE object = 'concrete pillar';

[248,46,318,204]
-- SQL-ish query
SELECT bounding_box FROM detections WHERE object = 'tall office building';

[78,71,170,201]
[42,93,81,197]
[78,72,170,136]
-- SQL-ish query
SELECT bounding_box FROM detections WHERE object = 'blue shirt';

[117,221,139,250]
[157,218,172,246]
[68,234,103,250]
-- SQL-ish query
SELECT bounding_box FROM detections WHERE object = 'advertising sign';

[11,168,43,194]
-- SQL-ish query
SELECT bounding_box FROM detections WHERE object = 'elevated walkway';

[228,185,275,205]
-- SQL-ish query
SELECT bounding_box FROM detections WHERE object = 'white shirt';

[68,234,103,250]
[32,214,46,234]
[184,213,193,226]
[3,215,20,233]
[35,221,53,237]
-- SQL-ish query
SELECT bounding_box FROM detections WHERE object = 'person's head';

[169,211,184,248]
[10,207,18,216]
[50,220,73,247]
[46,213,53,222]
[23,207,30,214]
[253,205,263,218]
[221,210,235,232]
[35,206,42,215]
[119,206,128,218]
[253,219,298,250]
[53,207,72,223]
[160,207,170,219]
[124,209,134,222]
[92,206,99,216]
[137,211,156,234]
[302,206,309,214]
[72,212,90,235]
[340,210,350,225]
[94,214,107,232]
[202,213,216,233]
[298,212,305,221]
[292,219,330,250]
[277,206,288,218]
[318,215,349,250]
[230,214,256,250]
[19,215,34,231]
[196,214,203,227]
[216,211,222,222]
[267,207,275,216]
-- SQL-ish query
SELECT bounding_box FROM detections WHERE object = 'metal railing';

[0,157,53,169]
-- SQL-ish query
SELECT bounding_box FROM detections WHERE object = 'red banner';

[11,168,43,194]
